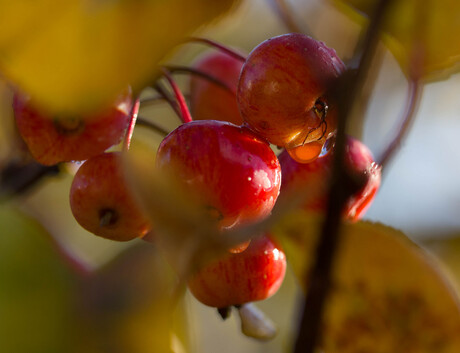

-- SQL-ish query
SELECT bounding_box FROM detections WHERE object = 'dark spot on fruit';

[204,205,224,221]
[54,116,85,135]
[99,208,119,227]
[259,120,269,130]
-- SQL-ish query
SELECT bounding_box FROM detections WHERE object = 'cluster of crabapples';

[12,33,381,315]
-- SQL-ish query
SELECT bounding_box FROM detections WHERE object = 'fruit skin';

[13,90,132,166]
[188,235,286,308]
[156,120,281,229]
[237,33,345,148]
[279,136,381,222]
[190,51,244,125]
[70,152,151,241]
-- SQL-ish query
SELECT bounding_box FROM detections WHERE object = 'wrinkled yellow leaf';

[273,211,460,352]
[0,0,240,115]
[332,0,460,81]
[0,205,78,353]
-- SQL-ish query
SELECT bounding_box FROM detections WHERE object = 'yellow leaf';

[332,0,460,81]
[423,235,460,294]
[0,0,240,115]
[273,211,460,352]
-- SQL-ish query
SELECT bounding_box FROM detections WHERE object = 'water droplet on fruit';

[287,141,323,163]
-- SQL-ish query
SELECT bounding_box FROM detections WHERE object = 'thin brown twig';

[186,37,246,62]
[164,65,235,94]
[378,79,422,167]
[152,81,182,121]
[136,116,170,137]
[267,0,308,34]
[293,0,395,352]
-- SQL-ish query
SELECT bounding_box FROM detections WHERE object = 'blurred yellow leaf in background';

[332,0,460,81]
[273,211,460,353]
[0,0,240,115]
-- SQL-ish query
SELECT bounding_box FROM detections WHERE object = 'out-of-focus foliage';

[273,211,460,353]
[423,235,460,293]
[0,205,184,353]
[0,0,240,115]
[76,243,183,353]
[0,205,78,353]
[332,0,460,81]
[121,147,243,278]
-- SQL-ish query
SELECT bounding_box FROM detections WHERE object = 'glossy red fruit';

[237,33,345,149]
[156,120,281,229]
[13,90,132,165]
[70,152,151,241]
[190,51,244,125]
[279,136,381,222]
[188,235,286,308]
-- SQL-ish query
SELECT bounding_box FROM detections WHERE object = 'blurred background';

[1,0,459,352]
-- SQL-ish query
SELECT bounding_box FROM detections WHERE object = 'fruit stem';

[136,117,170,137]
[186,37,247,63]
[162,68,193,124]
[123,98,140,151]
[293,0,395,353]
[164,65,235,94]
[217,307,231,320]
[152,81,182,119]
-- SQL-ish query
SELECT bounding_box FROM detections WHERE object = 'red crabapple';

[70,152,151,241]
[279,136,381,222]
[188,234,286,308]
[190,51,244,125]
[155,120,281,230]
[13,90,132,165]
[237,33,345,150]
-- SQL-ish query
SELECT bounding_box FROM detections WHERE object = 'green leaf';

[0,205,78,353]
[332,0,460,81]
[0,0,241,115]
[272,211,460,352]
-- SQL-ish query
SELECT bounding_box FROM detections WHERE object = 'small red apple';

[188,234,286,308]
[155,120,281,230]
[279,136,381,222]
[13,90,132,165]
[237,33,345,149]
[70,152,151,241]
[190,51,244,125]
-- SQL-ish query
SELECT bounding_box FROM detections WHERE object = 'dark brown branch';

[0,160,60,199]
[293,0,395,352]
